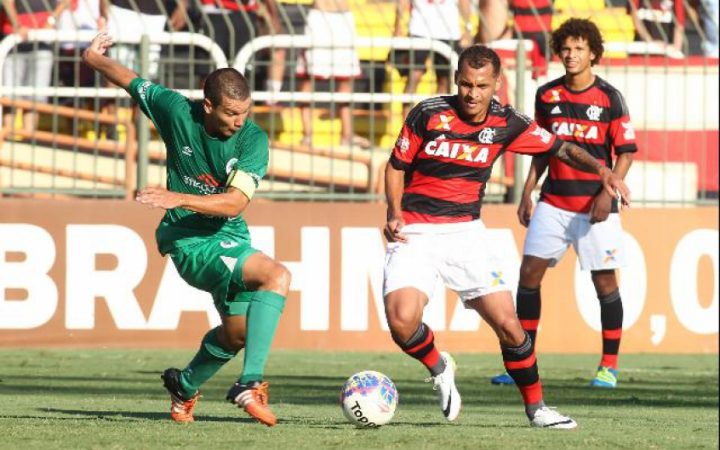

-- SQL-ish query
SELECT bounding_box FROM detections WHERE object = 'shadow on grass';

[40,408,248,423]
[2,371,716,411]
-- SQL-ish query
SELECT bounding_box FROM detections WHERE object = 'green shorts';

[169,238,260,316]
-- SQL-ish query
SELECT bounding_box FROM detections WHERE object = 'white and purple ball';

[341,370,398,427]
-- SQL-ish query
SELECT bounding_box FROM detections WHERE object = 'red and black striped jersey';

[536,76,638,213]
[390,96,562,225]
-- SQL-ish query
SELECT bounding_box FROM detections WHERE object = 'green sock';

[240,291,286,384]
[180,327,238,397]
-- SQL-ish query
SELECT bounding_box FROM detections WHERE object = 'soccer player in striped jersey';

[83,33,290,426]
[383,44,630,428]
[490,19,636,389]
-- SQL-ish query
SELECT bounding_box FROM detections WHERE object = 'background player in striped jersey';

[383,44,630,428]
[490,18,636,389]
[83,33,290,426]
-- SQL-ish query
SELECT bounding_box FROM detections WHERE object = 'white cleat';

[427,351,462,421]
[529,406,578,429]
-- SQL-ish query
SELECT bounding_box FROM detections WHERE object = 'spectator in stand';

[56,0,108,88]
[476,0,552,80]
[1,0,64,134]
[194,0,286,96]
[393,0,473,119]
[296,0,370,149]
[628,0,685,58]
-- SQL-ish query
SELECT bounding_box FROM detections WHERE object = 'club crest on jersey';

[434,114,454,130]
[551,121,599,140]
[226,158,238,174]
[477,128,496,144]
[622,122,635,140]
[586,105,603,121]
[181,146,193,156]
[396,136,410,153]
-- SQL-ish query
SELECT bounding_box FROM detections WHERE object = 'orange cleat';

[226,381,277,426]
[169,392,200,423]
[161,368,200,423]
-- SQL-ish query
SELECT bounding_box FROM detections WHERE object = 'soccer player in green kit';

[83,32,290,427]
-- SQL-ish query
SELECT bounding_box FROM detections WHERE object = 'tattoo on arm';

[555,141,602,175]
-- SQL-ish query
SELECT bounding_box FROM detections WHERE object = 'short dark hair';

[203,68,250,106]
[458,45,502,77]
[551,18,605,66]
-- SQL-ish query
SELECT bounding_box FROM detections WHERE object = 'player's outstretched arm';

[555,141,630,207]
[82,32,138,91]
[136,186,250,218]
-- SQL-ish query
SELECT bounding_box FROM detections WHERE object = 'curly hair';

[551,18,605,66]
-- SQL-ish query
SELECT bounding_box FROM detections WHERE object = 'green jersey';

[128,77,268,255]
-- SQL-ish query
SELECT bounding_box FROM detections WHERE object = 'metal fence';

[0,0,717,205]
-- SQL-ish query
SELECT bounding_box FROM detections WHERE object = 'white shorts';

[296,9,362,79]
[524,201,626,271]
[383,220,512,304]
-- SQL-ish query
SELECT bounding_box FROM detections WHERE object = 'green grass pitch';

[1,349,717,449]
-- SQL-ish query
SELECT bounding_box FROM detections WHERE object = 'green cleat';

[590,366,618,388]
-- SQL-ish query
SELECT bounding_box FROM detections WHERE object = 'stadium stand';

[0,0,717,203]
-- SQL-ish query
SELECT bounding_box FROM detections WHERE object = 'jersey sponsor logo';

[424,140,489,163]
[226,158,238,175]
[182,175,226,194]
[435,114,455,131]
[530,124,552,144]
[181,146,193,156]
[396,136,410,153]
[586,105,603,121]
[551,121,599,140]
[551,105,562,115]
[137,80,152,100]
[477,128,496,144]
[550,89,562,103]
[621,122,636,140]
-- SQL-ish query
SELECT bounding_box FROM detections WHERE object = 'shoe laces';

[425,374,445,390]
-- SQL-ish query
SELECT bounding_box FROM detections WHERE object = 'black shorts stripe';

[402,193,481,219]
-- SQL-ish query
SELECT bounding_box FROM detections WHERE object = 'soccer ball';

[340,370,398,427]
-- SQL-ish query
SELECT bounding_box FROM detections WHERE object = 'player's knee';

[495,317,525,347]
[518,264,543,287]
[260,261,291,295]
[385,308,419,338]
[272,262,292,293]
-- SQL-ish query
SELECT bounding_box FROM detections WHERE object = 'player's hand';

[384,215,407,243]
[517,195,533,228]
[589,190,612,224]
[599,167,630,209]
[136,186,184,210]
[84,32,113,58]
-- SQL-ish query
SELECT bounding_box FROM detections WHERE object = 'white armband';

[227,170,257,200]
